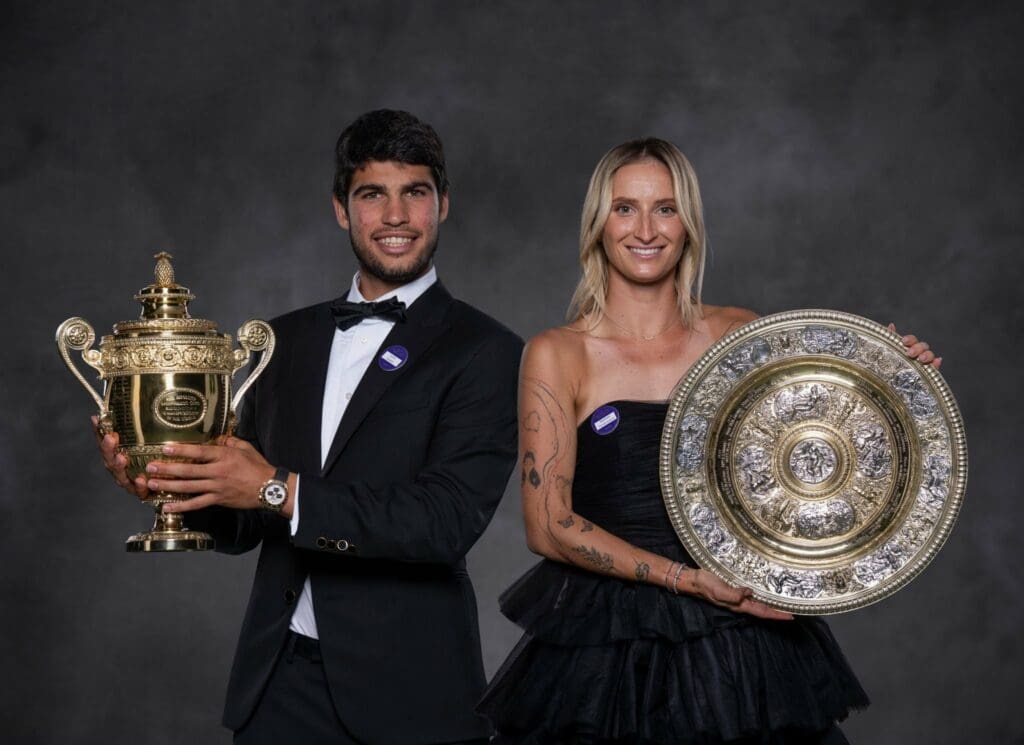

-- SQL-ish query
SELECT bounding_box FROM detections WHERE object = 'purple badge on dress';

[590,405,620,436]
[378,345,409,372]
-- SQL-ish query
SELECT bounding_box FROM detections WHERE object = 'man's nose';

[382,197,409,226]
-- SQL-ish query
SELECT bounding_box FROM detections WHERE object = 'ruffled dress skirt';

[478,402,868,744]
[478,551,868,744]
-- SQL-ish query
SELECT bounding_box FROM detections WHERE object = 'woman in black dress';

[479,138,940,744]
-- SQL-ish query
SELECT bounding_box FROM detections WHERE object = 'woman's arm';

[519,332,791,620]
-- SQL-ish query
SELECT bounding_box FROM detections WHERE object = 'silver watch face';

[262,481,287,506]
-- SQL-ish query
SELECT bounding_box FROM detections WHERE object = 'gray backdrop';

[3,1,1021,743]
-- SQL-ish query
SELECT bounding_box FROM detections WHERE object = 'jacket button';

[315,536,327,548]
[325,539,337,550]
[284,589,297,604]
[336,539,350,551]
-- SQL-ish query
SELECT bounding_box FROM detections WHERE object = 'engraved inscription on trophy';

[153,388,209,429]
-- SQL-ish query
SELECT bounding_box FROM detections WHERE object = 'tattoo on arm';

[521,451,541,489]
[581,519,593,532]
[557,515,575,529]
[524,411,541,432]
[634,560,651,581]
[523,377,574,547]
[573,544,614,572]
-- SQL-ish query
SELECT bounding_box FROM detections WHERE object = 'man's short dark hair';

[333,110,448,205]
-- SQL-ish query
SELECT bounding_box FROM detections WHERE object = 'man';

[99,109,522,744]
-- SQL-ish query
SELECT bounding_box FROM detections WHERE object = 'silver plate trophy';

[659,310,967,614]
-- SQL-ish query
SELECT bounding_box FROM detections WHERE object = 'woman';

[479,139,940,744]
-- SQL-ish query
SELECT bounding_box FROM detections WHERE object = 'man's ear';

[332,195,351,230]
[438,192,449,224]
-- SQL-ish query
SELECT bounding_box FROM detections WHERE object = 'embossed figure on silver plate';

[801,326,858,358]
[737,445,774,494]
[788,438,838,484]
[853,541,908,587]
[773,384,830,423]
[890,369,939,419]
[675,414,709,475]
[766,568,824,598]
[718,339,772,381]
[795,499,856,539]
[920,454,951,509]
[853,423,892,478]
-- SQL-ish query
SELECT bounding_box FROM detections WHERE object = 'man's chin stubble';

[351,238,439,285]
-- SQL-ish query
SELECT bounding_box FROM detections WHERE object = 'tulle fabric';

[481,557,867,744]
[478,402,868,744]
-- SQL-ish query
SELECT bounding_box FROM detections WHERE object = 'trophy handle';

[230,319,276,414]
[56,317,107,415]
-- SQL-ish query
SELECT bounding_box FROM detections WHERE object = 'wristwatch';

[258,466,290,513]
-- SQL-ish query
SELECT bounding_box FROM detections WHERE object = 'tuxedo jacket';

[189,282,522,744]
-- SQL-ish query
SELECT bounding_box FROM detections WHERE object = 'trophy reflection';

[56,252,275,552]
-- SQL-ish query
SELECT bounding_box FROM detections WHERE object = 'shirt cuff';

[290,474,301,536]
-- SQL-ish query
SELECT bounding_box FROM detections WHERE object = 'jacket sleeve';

[290,332,522,565]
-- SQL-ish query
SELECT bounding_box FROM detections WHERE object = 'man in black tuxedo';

[99,110,522,744]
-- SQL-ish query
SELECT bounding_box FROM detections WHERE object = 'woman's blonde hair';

[568,138,707,329]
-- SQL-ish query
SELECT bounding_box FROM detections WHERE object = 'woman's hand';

[888,323,942,368]
[682,566,794,620]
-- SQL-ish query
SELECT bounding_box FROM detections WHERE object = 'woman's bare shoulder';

[700,304,759,340]
[522,324,588,382]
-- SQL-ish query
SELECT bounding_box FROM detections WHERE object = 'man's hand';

[888,323,943,368]
[92,415,150,500]
[146,438,282,515]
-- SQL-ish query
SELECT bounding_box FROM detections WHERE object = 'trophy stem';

[126,500,214,553]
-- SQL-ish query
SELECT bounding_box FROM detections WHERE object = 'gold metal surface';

[660,310,967,614]
[56,252,275,552]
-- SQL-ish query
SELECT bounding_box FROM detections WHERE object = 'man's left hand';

[147,438,276,514]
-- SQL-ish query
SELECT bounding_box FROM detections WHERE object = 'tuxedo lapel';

[286,303,335,473]
[320,282,453,476]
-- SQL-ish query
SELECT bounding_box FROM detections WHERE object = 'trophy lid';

[134,252,196,320]
[109,252,217,335]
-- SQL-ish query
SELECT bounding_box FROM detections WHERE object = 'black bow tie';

[330,297,408,331]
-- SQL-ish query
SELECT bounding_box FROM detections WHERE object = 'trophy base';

[126,530,214,552]
[125,507,214,552]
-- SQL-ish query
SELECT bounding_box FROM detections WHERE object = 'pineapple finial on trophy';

[154,251,175,287]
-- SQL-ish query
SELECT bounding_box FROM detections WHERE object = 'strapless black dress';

[478,401,868,745]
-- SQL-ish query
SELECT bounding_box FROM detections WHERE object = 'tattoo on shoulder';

[574,544,614,573]
[634,560,651,582]
[557,515,575,529]
[581,519,594,532]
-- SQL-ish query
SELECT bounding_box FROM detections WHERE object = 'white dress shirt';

[288,266,438,639]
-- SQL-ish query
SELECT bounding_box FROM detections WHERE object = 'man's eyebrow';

[402,180,435,192]
[351,180,435,196]
[351,183,385,196]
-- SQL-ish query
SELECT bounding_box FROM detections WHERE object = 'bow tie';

[330,297,408,331]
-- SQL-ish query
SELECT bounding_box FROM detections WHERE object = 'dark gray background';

[3,1,1021,743]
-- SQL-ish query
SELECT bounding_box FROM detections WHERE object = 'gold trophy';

[56,252,275,552]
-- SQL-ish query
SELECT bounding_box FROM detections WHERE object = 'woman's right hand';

[92,415,151,500]
[685,567,794,620]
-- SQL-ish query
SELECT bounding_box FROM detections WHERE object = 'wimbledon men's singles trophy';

[56,252,275,552]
